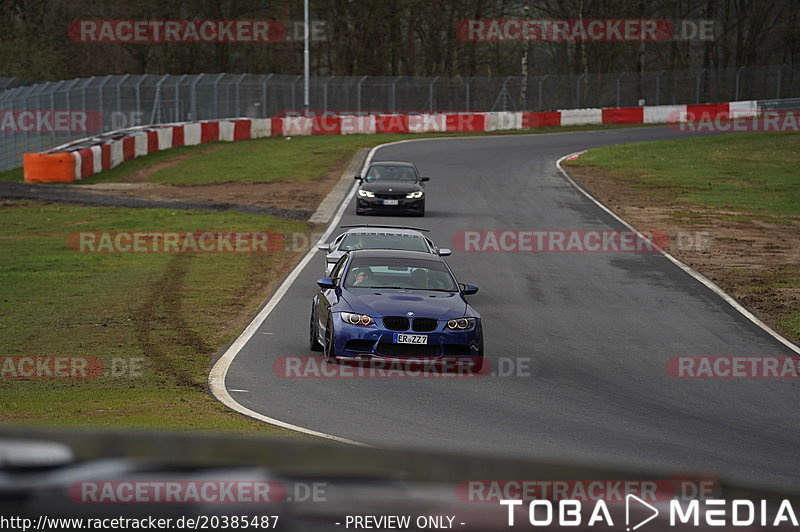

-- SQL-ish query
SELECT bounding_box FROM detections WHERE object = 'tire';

[356,207,365,216]
[322,319,339,364]
[309,305,323,352]
[416,202,425,217]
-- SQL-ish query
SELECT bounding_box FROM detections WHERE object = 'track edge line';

[208,140,415,445]
[556,151,800,356]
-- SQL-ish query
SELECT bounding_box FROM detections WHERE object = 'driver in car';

[411,268,430,289]
[352,268,374,286]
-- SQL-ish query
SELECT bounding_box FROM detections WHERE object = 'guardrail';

[22,99,761,183]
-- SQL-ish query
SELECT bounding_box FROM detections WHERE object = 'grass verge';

[0,200,311,433]
[565,131,800,342]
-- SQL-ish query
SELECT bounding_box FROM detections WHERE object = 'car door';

[318,255,348,336]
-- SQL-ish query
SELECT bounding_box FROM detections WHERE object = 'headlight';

[405,191,424,199]
[446,318,476,330]
[358,190,375,198]
[341,312,375,326]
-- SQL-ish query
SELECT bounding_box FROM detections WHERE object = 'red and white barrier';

[643,104,685,123]
[559,108,603,126]
[341,115,376,135]
[408,114,447,133]
[22,100,762,183]
[282,116,313,136]
[485,112,522,131]
[729,100,758,118]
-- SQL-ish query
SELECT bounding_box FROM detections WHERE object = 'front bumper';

[331,317,482,362]
[357,197,424,214]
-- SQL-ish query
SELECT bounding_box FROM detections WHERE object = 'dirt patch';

[123,145,225,183]
[566,164,800,344]
[80,152,351,213]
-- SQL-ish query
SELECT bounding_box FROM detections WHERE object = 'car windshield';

[344,257,458,291]
[339,233,429,252]
[364,164,417,182]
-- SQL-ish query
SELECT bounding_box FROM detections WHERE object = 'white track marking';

[556,151,800,355]
[208,144,396,445]
[210,136,800,445]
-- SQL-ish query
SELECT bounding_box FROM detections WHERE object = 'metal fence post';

[45,82,57,146]
[391,76,401,113]
[261,74,273,117]
[429,77,439,112]
[190,73,202,120]
[98,75,112,129]
[576,73,586,108]
[64,79,79,116]
[655,70,663,105]
[235,73,246,117]
[291,75,301,112]
[212,73,224,119]
[695,69,704,104]
[734,67,744,101]
[776,66,782,99]
[538,75,547,110]
[116,74,128,116]
[151,74,169,125]
[616,72,625,107]
[465,77,474,112]
[80,78,88,118]
[323,76,333,113]
[356,75,367,113]
[134,76,145,120]
[176,74,187,121]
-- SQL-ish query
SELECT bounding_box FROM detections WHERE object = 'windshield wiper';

[421,288,457,292]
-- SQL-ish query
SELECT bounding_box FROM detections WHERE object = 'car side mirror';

[354,175,362,181]
[420,176,430,182]
[317,244,332,252]
[438,248,452,256]
[459,283,478,295]
[316,277,336,290]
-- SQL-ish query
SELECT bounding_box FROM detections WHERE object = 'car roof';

[367,161,416,168]
[343,227,426,237]
[349,249,443,261]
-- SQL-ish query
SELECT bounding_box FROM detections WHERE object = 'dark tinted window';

[364,165,418,182]
[340,233,429,252]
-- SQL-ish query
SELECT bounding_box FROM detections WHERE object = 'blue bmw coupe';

[310,249,483,371]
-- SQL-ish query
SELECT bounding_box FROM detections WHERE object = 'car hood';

[342,289,467,318]
[360,181,422,193]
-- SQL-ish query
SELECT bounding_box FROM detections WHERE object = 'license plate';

[382,199,399,206]
[394,333,428,344]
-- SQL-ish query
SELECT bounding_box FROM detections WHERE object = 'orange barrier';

[23,153,75,183]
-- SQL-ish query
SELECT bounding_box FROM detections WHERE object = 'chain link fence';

[1,64,797,171]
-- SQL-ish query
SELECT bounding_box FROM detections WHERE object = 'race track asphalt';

[222,126,800,490]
